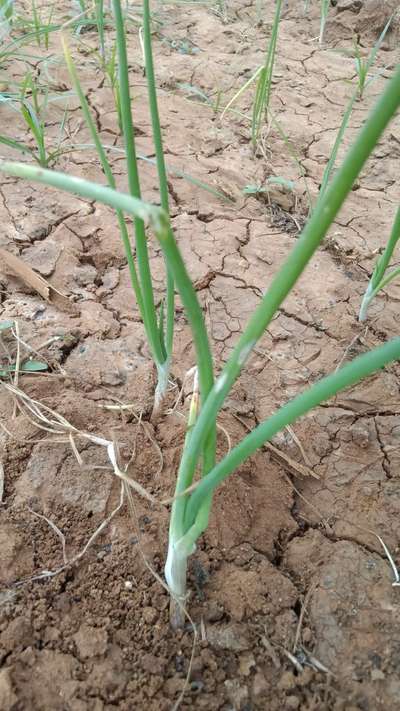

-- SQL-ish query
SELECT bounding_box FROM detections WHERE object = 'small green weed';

[0,73,69,166]
[353,17,393,98]
[359,206,400,321]
[0,320,47,378]
[252,0,282,148]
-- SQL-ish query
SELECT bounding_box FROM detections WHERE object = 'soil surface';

[1,1,400,709]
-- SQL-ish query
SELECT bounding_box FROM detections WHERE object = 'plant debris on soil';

[1,0,400,709]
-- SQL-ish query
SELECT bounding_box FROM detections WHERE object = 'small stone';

[0,523,35,586]
[0,668,17,710]
[274,609,298,646]
[238,652,256,676]
[1,617,32,651]
[204,600,224,622]
[152,593,169,611]
[336,0,362,11]
[102,267,120,291]
[388,679,400,698]
[69,701,88,711]
[23,239,61,276]
[233,543,255,566]
[302,627,312,643]
[297,668,314,686]
[278,671,296,691]
[371,668,385,681]
[43,627,61,643]
[351,425,370,448]
[252,671,269,699]
[73,624,108,659]
[124,580,133,590]
[19,647,36,667]
[163,677,185,696]
[102,369,125,386]
[207,623,250,651]
[224,679,248,709]
[203,648,223,671]
[74,264,97,287]
[190,656,204,676]
[142,606,158,624]
[190,679,204,694]
[15,442,112,515]
[286,695,300,710]
[140,653,166,675]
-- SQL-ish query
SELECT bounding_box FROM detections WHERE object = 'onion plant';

[220,0,282,148]
[319,0,329,45]
[64,0,173,415]
[63,0,174,416]
[113,0,174,416]
[95,0,106,60]
[29,0,55,49]
[103,44,122,129]
[319,17,392,202]
[1,63,400,626]
[359,205,400,321]
[251,0,282,148]
[0,1,60,71]
[116,0,175,414]
[353,15,393,99]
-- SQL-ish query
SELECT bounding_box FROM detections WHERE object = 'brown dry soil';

[1,0,400,709]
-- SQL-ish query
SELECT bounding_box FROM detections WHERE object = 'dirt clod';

[73,624,108,659]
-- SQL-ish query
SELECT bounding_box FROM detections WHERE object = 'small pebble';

[142,607,158,625]
[204,600,224,622]
[238,652,256,676]
[297,668,314,686]
[124,580,133,591]
[286,695,300,710]
[252,671,268,699]
[278,671,296,691]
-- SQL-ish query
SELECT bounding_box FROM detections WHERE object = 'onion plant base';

[165,537,192,630]
[151,359,171,423]
[359,281,374,322]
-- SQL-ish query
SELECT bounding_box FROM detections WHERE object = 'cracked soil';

[1,0,400,709]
